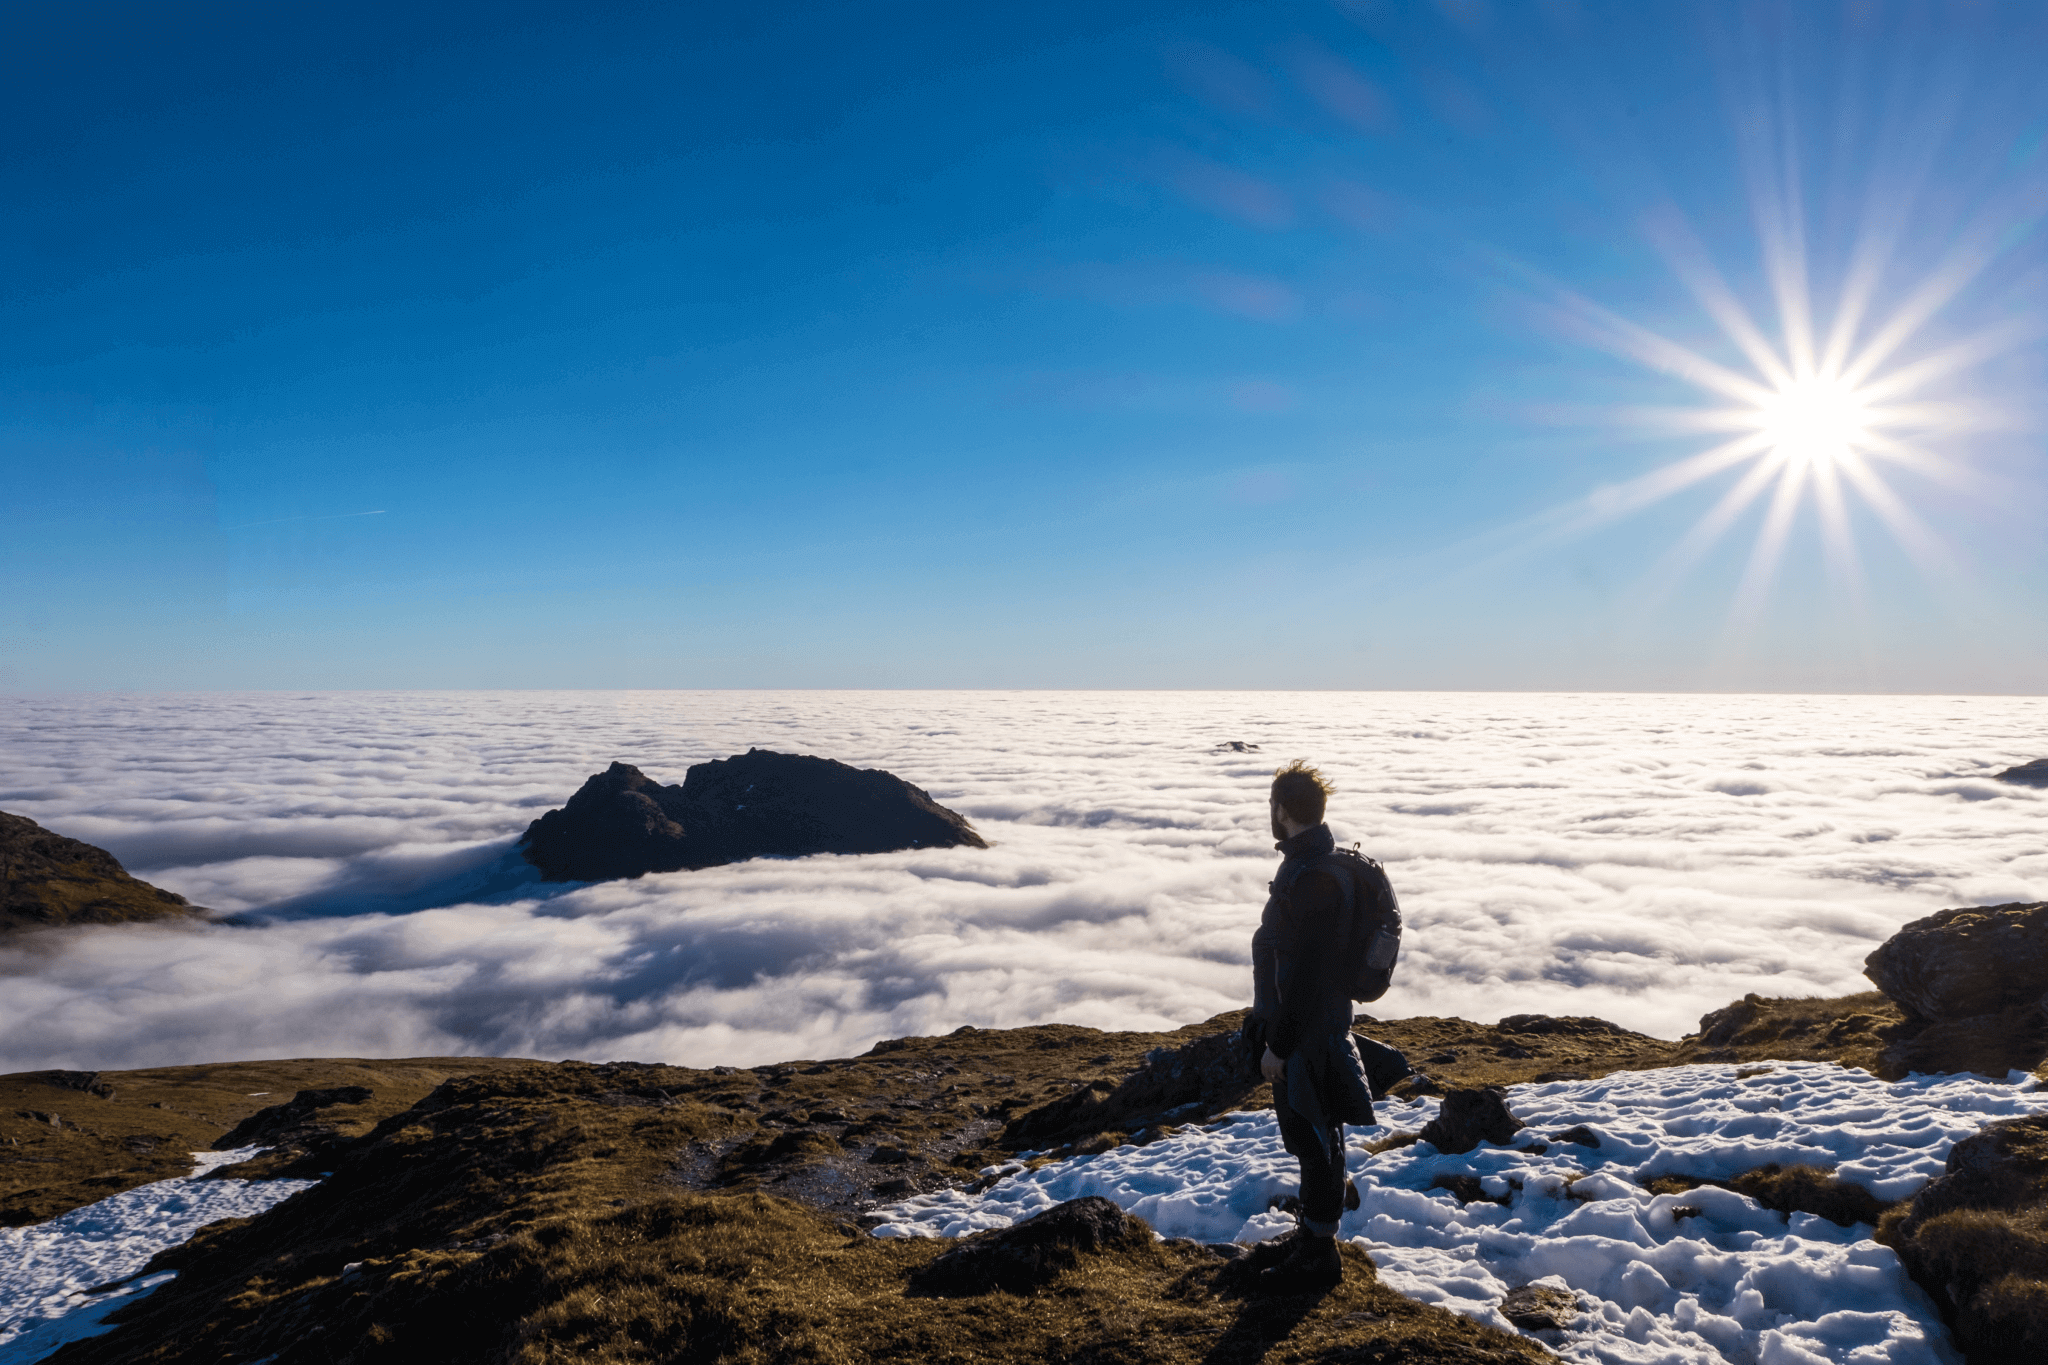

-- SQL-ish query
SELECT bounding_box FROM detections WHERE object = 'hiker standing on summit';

[1239,760,1403,1292]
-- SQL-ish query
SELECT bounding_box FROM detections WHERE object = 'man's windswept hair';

[1271,759,1333,827]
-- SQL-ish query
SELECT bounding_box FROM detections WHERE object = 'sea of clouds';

[0,690,2042,1073]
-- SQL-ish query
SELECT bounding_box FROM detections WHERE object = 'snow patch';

[873,1062,2048,1364]
[0,1148,315,1364]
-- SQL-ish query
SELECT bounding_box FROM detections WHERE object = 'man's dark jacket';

[1251,823,1377,1133]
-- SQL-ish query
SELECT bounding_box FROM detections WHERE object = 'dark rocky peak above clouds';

[520,749,986,883]
[517,762,701,883]
[678,747,987,863]
[0,810,205,933]
[1997,758,2048,787]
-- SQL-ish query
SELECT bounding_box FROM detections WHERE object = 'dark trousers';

[1273,1073,1346,1233]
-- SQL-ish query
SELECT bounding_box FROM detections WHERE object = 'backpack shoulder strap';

[1325,847,1399,926]
[1281,850,1356,904]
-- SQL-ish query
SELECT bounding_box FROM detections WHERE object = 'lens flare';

[1524,207,2021,636]
[1753,376,1871,470]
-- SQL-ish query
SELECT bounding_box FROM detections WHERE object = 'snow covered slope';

[874,1062,2048,1365]
[0,1149,314,1365]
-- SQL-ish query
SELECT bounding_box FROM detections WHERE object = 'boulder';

[519,749,986,882]
[1897,1114,2048,1227]
[1863,904,2048,1078]
[0,810,205,933]
[1419,1087,1523,1155]
[1430,1173,1509,1207]
[1864,903,2048,1021]
[1500,1283,1579,1330]
[907,1196,1154,1296]
[1996,758,2048,788]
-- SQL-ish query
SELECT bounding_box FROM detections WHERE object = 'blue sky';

[4,0,2044,691]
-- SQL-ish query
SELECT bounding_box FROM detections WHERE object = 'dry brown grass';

[1643,1164,1893,1228]
[44,1058,1555,1365]
[29,989,2029,1364]
[1878,1115,2048,1364]
[0,1057,535,1225]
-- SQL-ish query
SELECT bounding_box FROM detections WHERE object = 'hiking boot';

[1256,1232,1342,1294]
[1240,1228,1307,1272]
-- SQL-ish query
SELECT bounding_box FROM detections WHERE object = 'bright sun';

[1535,207,2004,629]
[1753,376,1873,470]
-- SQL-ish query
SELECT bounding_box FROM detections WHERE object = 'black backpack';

[1298,846,1403,1003]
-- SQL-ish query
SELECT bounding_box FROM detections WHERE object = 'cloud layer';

[2,690,2043,1072]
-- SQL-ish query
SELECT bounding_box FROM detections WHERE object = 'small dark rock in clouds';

[520,748,987,883]
[1997,757,2048,787]
[0,809,205,933]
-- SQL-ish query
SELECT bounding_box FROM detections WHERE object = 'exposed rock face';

[517,763,698,882]
[680,748,986,864]
[1996,758,2048,787]
[908,1196,1155,1296]
[1859,900,2048,1080]
[1860,903,2048,1079]
[519,750,987,882]
[1418,1087,1523,1155]
[1866,903,2048,1021]
[0,810,204,933]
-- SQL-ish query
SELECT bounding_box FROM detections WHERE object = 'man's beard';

[1271,810,1288,841]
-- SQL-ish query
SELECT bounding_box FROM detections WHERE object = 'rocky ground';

[4,986,1987,1365]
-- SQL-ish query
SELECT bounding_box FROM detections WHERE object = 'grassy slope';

[13,989,2015,1365]
[0,812,204,932]
[2,1058,535,1226]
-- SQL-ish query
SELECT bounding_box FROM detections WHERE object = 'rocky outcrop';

[679,748,986,864]
[1882,1114,2048,1360]
[517,763,699,882]
[0,810,204,933]
[1867,903,2048,1020]
[908,1196,1155,1296]
[1863,903,2048,1078]
[519,750,987,882]
[214,1086,375,1162]
[1418,1087,1523,1155]
[1996,759,2048,788]
[1001,1029,1259,1149]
